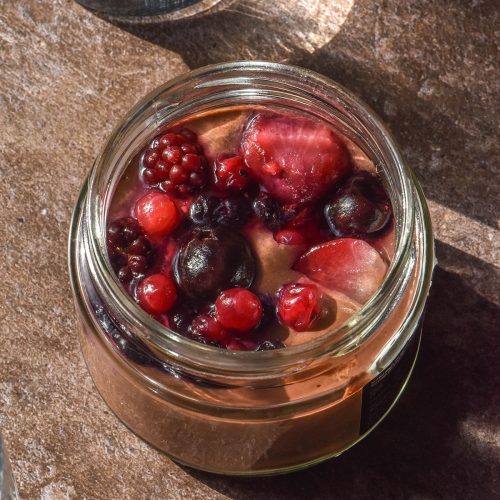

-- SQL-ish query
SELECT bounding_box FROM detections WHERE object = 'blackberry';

[107,217,153,283]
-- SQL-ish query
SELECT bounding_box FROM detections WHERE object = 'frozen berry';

[137,273,177,315]
[324,173,391,237]
[141,128,208,196]
[274,229,306,245]
[215,288,263,332]
[107,217,153,281]
[135,191,179,237]
[174,227,256,299]
[190,314,230,343]
[294,238,387,304]
[213,197,252,228]
[213,155,251,192]
[189,194,219,226]
[241,113,350,204]
[256,340,285,351]
[277,283,322,332]
[167,305,196,335]
[252,192,285,231]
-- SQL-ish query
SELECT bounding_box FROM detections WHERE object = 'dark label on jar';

[360,325,422,435]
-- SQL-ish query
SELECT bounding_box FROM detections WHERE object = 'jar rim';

[79,61,432,376]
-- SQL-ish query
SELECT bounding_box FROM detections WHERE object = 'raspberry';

[107,217,153,283]
[135,191,179,237]
[137,273,177,315]
[141,127,208,196]
[277,283,322,332]
[213,155,251,193]
[215,288,263,332]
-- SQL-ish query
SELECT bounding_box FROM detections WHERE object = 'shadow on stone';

[180,241,500,499]
[102,0,498,229]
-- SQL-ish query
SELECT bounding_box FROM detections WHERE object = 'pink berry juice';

[107,107,395,352]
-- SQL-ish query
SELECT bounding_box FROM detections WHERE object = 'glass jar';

[68,62,434,475]
[75,0,222,20]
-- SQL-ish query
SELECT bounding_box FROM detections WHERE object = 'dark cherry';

[252,192,285,231]
[256,340,285,351]
[324,173,391,237]
[173,226,256,299]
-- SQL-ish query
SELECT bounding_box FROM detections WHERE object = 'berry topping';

[135,191,179,237]
[190,314,230,343]
[294,238,388,303]
[252,192,286,231]
[142,127,208,196]
[277,283,322,332]
[167,305,196,335]
[189,194,220,226]
[241,113,350,204]
[189,194,252,228]
[213,197,252,228]
[107,217,153,283]
[274,229,306,246]
[213,155,251,192]
[324,173,391,237]
[215,288,263,332]
[256,340,285,351]
[137,273,177,315]
[174,227,256,299]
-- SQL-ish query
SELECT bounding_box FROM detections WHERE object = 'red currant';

[135,191,179,237]
[215,288,262,332]
[277,283,322,331]
[137,274,177,315]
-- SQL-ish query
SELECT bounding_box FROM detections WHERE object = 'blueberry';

[213,197,251,228]
[252,192,285,231]
[189,194,219,226]
[173,227,256,299]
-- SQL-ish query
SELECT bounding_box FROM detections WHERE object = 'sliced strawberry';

[293,238,387,304]
[241,113,350,204]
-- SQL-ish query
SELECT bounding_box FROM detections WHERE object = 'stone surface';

[0,0,499,498]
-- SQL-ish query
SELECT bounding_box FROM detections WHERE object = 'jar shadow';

[101,0,354,68]
[179,242,500,499]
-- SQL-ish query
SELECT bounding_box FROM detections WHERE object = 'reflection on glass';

[75,0,218,17]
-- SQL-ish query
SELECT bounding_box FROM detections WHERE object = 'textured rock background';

[0,0,498,498]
